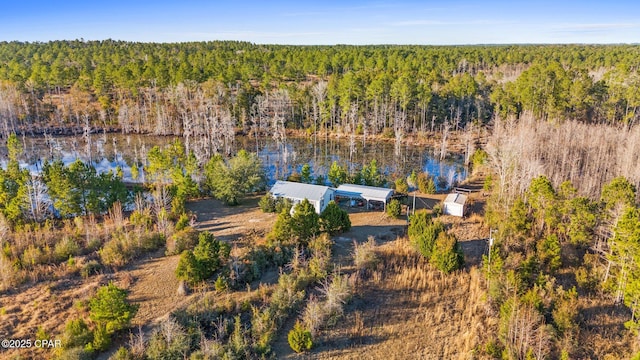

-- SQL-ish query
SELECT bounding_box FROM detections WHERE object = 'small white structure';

[270,180,335,214]
[443,193,468,217]
[335,184,394,210]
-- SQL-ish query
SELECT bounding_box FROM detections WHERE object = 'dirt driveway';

[185,195,277,241]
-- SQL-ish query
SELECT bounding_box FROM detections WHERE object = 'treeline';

[1,41,640,139]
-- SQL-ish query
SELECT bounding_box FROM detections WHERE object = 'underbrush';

[311,237,496,359]
[112,233,337,359]
[0,210,168,291]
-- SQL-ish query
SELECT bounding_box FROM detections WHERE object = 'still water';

[2,133,467,187]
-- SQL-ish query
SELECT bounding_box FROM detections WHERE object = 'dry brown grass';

[305,237,497,360]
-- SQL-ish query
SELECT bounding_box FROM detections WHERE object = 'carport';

[335,184,394,211]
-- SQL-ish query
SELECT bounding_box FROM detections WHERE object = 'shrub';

[215,275,229,293]
[99,238,128,268]
[408,211,445,259]
[386,199,402,217]
[288,321,313,353]
[320,201,351,235]
[57,347,94,360]
[259,193,277,213]
[89,283,138,334]
[62,318,93,349]
[140,233,165,251]
[175,250,204,285]
[174,213,191,231]
[193,232,230,279]
[81,260,103,279]
[54,237,81,262]
[394,177,409,194]
[90,323,111,351]
[145,318,191,360]
[432,203,443,217]
[166,227,199,255]
[471,149,488,174]
[430,231,464,273]
[417,173,436,194]
[275,197,293,214]
[353,236,378,273]
[111,347,133,360]
[308,234,333,280]
[129,209,153,230]
[21,245,46,268]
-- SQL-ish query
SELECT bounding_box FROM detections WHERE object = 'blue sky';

[1,0,639,44]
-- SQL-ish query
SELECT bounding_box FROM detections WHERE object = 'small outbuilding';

[270,180,335,214]
[335,184,394,210]
[443,193,468,217]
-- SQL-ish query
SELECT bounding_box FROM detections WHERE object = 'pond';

[2,133,467,189]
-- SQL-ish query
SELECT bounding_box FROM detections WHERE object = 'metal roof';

[270,180,333,201]
[444,193,467,205]
[335,184,394,202]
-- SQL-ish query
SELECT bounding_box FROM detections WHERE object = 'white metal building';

[270,180,335,214]
[335,184,394,210]
[443,193,468,217]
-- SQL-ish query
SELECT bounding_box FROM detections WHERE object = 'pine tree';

[320,200,351,234]
[175,250,204,285]
[89,283,138,334]
[291,199,321,245]
[328,161,347,187]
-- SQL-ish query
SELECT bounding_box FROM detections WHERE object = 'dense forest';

[1,41,640,141]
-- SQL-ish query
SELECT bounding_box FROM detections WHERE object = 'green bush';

[386,199,402,217]
[432,203,443,217]
[394,177,409,194]
[275,197,293,214]
[417,173,436,194]
[215,275,229,293]
[62,318,93,349]
[430,231,464,273]
[408,211,445,259]
[129,209,153,229]
[54,237,81,262]
[89,283,138,334]
[259,193,278,213]
[471,149,488,174]
[193,232,230,279]
[174,213,191,231]
[166,227,199,255]
[320,201,351,235]
[99,237,128,268]
[288,321,313,353]
[90,323,111,351]
[21,245,46,268]
[140,233,165,251]
[81,260,103,279]
[57,347,94,360]
[111,347,134,360]
[175,250,204,285]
